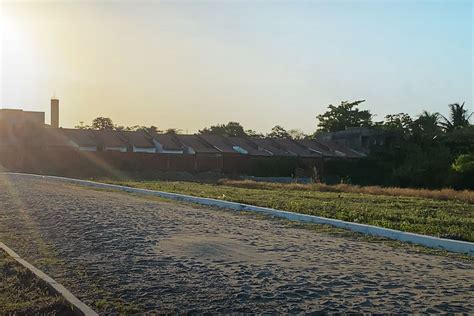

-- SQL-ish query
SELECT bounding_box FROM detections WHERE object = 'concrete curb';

[0,242,98,316]
[4,172,474,256]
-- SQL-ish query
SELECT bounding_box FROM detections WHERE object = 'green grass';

[0,250,70,314]
[105,180,474,242]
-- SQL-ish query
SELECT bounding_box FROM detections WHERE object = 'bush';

[452,154,474,173]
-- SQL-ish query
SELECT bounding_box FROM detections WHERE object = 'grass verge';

[0,249,73,315]
[103,179,474,242]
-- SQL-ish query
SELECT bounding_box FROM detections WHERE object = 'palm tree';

[413,111,441,133]
[410,111,443,144]
[440,102,472,132]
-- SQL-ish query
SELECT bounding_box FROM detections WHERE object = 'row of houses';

[0,101,367,159]
[30,128,365,159]
[0,103,366,178]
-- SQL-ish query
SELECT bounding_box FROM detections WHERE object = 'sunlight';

[0,172,53,262]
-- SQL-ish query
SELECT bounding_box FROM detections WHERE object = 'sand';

[0,174,472,313]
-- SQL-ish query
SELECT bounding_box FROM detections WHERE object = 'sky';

[0,0,472,134]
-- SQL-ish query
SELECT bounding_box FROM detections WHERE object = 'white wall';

[79,146,97,152]
[104,146,127,152]
[133,146,156,153]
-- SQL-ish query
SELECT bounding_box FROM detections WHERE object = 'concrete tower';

[51,98,59,128]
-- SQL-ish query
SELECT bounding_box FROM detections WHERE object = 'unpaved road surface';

[0,174,473,313]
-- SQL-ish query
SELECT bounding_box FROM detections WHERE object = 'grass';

[220,180,474,204]
[0,249,71,314]
[104,179,474,242]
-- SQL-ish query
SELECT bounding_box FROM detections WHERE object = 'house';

[120,130,156,153]
[270,138,323,158]
[197,134,248,154]
[317,127,389,154]
[90,130,128,152]
[175,135,220,155]
[296,139,339,158]
[0,127,19,149]
[150,133,185,154]
[228,137,273,156]
[315,138,365,158]
[298,138,365,158]
[0,109,45,128]
[41,128,75,151]
[62,129,99,152]
[0,109,46,149]
[250,138,296,156]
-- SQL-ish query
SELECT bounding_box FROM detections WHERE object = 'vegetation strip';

[0,242,98,316]
[111,179,473,242]
[5,173,474,255]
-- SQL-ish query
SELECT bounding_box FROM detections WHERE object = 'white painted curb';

[4,172,474,256]
[0,242,98,316]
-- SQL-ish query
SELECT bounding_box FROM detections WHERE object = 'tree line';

[75,117,306,139]
[77,100,472,139]
[76,100,472,189]
[316,101,473,189]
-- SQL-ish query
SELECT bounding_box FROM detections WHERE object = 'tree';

[452,154,474,173]
[144,126,161,134]
[123,125,162,134]
[288,129,307,140]
[381,113,413,139]
[199,121,247,137]
[123,125,144,131]
[383,113,412,131]
[221,121,246,137]
[451,153,474,189]
[316,100,373,132]
[91,117,115,130]
[442,125,474,155]
[165,128,182,135]
[245,129,264,138]
[267,125,291,138]
[410,111,442,142]
[440,102,472,132]
[75,121,91,129]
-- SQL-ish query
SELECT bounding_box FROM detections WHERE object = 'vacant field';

[106,180,474,242]
[0,249,71,315]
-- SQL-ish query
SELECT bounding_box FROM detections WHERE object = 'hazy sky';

[1,0,472,133]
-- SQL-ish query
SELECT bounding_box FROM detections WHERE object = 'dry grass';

[219,180,474,204]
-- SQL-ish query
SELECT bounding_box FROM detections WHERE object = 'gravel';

[0,174,473,314]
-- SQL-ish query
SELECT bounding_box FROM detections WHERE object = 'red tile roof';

[228,137,272,156]
[315,138,365,158]
[198,134,242,154]
[120,130,155,148]
[62,129,98,148]
[176,135,220,154]
[296,139,336,157]
[250,138,295,156]
[90,130,128,148]
[270,138,322,158]
[42,128,74,148]
[150,133,184,151]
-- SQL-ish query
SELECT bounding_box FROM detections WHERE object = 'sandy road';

[0,174,472,313]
